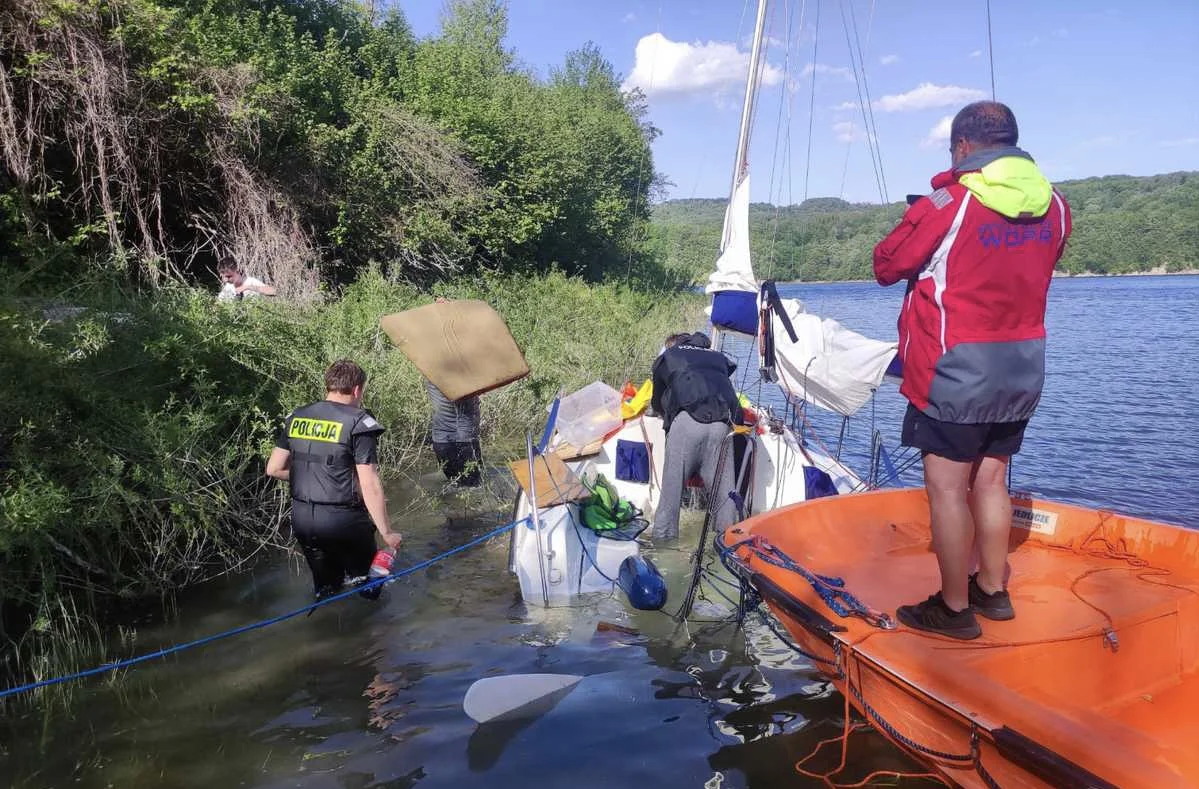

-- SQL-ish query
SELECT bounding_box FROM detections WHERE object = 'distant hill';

[649,171,1199,282]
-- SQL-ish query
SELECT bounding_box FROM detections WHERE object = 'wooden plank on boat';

[552,420,629,460]
[552,435,606,460]
[508,451,589,507]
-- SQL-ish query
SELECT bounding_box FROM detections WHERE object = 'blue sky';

[398,1,1198,205]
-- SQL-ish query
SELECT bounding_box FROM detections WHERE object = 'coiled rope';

[0,517,526,701]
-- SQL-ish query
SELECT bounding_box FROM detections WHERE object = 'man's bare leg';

[968,454,1012,595]
[923,452,975,611]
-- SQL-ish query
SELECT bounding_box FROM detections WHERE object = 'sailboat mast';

[728,0,769,201]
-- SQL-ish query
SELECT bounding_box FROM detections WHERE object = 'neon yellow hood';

[958,156,1053,220]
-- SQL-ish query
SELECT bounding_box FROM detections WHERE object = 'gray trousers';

[652,411,738,540]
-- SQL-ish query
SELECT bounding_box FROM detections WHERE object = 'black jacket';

[650,332,741,433]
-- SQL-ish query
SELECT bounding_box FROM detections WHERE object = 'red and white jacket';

[873,147,1072,423]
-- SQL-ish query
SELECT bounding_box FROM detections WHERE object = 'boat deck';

[846,537,1199,748]
[733,489,1199,786]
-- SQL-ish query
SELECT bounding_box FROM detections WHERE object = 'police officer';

[649,332,743,540]
[266,359,403,599]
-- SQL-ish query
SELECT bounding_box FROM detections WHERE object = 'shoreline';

[779,269,1199,286]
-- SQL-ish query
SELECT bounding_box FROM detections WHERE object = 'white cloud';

[833,100,860,111]
[622,11,637,23]
[621,32,784,99]
[833,120,873,143]
[969,49,982,58]
[921,115,953,148]
[875,82,986,112]
[1161,137,1199,147]
[740,33,786,49]
[879,54,900,65]
[800,62,853,81]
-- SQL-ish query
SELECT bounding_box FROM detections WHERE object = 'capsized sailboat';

[505,0,913,610]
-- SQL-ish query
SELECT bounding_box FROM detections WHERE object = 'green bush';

[0,268,703,684]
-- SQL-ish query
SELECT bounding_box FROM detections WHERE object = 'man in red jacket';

[873,101,1072,639]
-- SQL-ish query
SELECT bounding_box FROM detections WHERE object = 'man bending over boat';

[650,332,743,540]
[873,101,1072,639]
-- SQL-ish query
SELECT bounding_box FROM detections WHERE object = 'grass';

[0,265,704,703]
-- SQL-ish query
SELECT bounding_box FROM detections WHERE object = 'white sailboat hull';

[511,412,859,607]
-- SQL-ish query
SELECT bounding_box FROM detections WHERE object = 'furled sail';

[707,172,756,295]
[705,173,760,335]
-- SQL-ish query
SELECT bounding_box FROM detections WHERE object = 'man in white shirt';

[217,260,276,301]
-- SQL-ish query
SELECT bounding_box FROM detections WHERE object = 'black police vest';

[284,400,383,506]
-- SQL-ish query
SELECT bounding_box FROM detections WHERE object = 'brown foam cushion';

[380,300,529,400]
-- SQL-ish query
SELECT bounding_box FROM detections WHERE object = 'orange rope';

[794,656,952,788]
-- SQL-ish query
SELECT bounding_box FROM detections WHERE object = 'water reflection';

[2,484,899,789]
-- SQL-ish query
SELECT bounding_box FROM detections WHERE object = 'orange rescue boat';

[720,487,1199,788]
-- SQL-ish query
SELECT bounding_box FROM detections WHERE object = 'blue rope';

[722,538,893,629]
[0,517,527,701]
[847,676,973,763]
[753,544,863,618]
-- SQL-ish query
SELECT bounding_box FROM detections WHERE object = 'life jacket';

[283,400,384,506]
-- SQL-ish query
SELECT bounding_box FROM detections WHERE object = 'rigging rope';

[0,517,526,701]
[985,0,997,99]
[846,0,888,203]
[801,0,822,203]
[836,0,877,202]
[764,0,802,282]
[838,0,888,204]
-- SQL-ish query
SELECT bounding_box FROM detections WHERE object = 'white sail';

[705,172,757,295]
[771,298,898,417]
[697,0,901,411]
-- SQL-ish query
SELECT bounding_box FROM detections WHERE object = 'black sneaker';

[350,575,382,601]
[896,592,981,640]
[968,574,1015,621]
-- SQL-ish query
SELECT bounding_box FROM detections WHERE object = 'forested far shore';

[650,171,1199,282]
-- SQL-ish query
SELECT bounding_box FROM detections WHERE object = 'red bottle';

[369,548,396,579]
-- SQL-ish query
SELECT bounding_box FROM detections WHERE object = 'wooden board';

[380,300,529,401]
[508,451,589,508]
[551,421,628,460]
[551,435,606,460]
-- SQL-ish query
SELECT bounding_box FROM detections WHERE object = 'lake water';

[2,275,1196,788]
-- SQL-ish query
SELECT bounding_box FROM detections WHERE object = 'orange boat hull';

[721,488,1199,788]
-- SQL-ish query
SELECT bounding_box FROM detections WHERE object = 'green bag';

[580,473,646,538]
